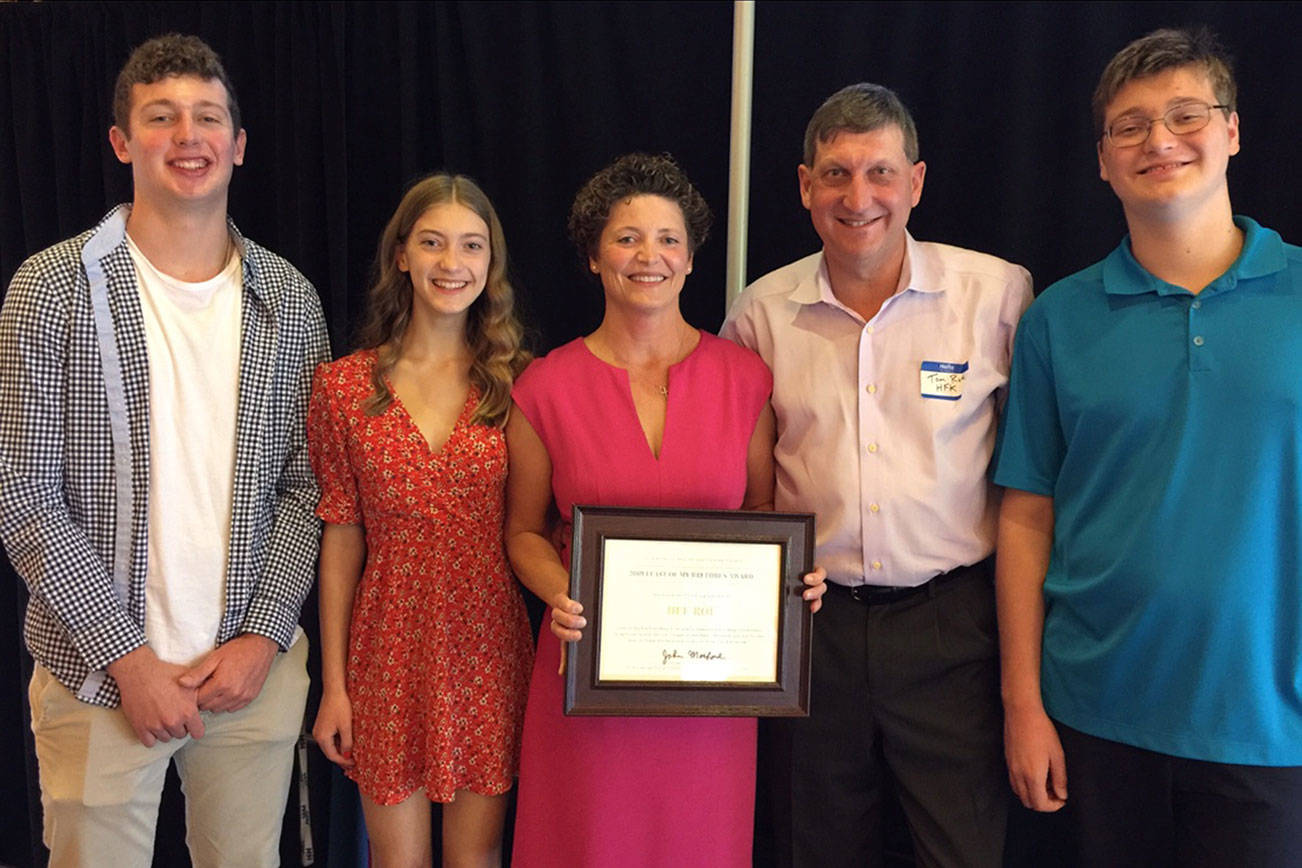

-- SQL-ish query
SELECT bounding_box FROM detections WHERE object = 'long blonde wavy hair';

[357,174,529,427]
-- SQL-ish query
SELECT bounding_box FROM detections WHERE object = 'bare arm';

[741,402,776,512]
[741,401,824,611]
[504,405,585,648]
[997,487,1066,811]
[310,522,365,767]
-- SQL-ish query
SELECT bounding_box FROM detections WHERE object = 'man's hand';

[1004,703,1068,812]
[179,633,278,713]
[107,646,203,747]
[802,566,828,614]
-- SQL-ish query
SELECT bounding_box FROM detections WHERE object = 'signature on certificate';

[662,648,726,665]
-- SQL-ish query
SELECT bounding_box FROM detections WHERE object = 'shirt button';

[867,442,879,454]
[1193,335,1205,346]
[866,325,875,334]
[869,503,880,513]
[866,384,877,394]
[1192,300,1202,310]
[871,560,882,570]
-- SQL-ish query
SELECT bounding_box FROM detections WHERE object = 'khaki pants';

[29,638,309,868]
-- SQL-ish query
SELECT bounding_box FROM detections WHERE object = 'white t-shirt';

[127,236,241,665]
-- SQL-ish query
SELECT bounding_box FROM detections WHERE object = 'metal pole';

[725,0,755,311]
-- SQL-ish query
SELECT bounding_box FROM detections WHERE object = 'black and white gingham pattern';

[0,205,330,707]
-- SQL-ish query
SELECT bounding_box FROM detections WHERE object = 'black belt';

[827,556,993,606]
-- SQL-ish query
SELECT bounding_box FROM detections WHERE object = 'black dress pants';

[1057,722,1302,868]
[758,561,1007,868]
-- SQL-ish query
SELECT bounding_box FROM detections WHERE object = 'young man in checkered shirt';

[0,34,329,866]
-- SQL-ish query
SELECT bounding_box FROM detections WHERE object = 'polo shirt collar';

[796,232,937,310]
[1102,216,1287,298]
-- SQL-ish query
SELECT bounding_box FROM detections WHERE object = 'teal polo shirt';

[995,217,1302,765]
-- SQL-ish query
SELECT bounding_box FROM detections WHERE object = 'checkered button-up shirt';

[0,205,330,707]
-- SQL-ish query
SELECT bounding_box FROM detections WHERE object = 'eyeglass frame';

[1101,101,1232,148]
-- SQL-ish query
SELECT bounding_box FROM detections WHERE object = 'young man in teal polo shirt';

[994,27,1302,866]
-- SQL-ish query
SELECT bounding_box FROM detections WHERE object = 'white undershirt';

[127,235,241,665]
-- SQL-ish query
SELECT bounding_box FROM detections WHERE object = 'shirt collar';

[89,203,257,295]
[902,232,946,296]
[794,232,938,311]
[1101,216,1287,298]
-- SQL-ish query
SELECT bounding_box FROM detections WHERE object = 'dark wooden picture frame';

[565,505,814,716]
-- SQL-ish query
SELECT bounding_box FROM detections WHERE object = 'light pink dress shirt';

[722,234,1032,588]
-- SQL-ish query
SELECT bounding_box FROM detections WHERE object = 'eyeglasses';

[1103,101,1230,148]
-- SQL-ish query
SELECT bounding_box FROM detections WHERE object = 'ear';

[233,128,247,167]
[109,126,132,165]
[797,164,814,210]
[588,256,600,275]
[396,245,409,273]
[686,252,694,275]
[909,160,926,207]
[1226,110,1240,157]
[1097,139,1110,182]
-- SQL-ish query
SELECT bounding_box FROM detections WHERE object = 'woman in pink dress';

[505,154,825,866]
[308,174,533,867]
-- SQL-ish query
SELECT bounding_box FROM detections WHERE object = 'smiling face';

[590,194,693,314]
[397,202,491,323]
[798,126,925,277]
[1098,65,1239,221]
[109,75,246,212]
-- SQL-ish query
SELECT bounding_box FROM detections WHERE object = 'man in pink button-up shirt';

[723,82,1032,868]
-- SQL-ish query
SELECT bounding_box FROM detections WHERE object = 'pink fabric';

[721,237,1032,587]
[510,332,772,867]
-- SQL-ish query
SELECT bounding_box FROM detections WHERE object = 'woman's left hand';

[802,566,827,614]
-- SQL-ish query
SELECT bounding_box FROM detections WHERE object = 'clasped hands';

[107,633,278,747]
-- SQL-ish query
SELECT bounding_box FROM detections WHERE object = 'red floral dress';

[308,349,532,805]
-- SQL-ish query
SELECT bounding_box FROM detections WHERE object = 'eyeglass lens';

[1107,103,1217,146]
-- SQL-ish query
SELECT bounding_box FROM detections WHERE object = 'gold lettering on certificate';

[664,604,716,615]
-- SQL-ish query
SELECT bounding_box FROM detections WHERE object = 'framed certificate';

[564,505,814,716]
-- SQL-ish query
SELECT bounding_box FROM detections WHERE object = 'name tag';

[920,360,967,400]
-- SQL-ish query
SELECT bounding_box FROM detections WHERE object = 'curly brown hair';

[113,34,240,136]
[567,153,712,266]
[357,174,529,427]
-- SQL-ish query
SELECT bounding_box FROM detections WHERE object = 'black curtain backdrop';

[2,3,1299,866]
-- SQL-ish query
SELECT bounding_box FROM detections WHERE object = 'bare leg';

[442,788,509,868]
[361,788,434,868]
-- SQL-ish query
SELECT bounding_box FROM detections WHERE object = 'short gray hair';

[803,82,919,165]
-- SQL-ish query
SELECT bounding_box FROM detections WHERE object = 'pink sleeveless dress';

[510,332,773,867]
